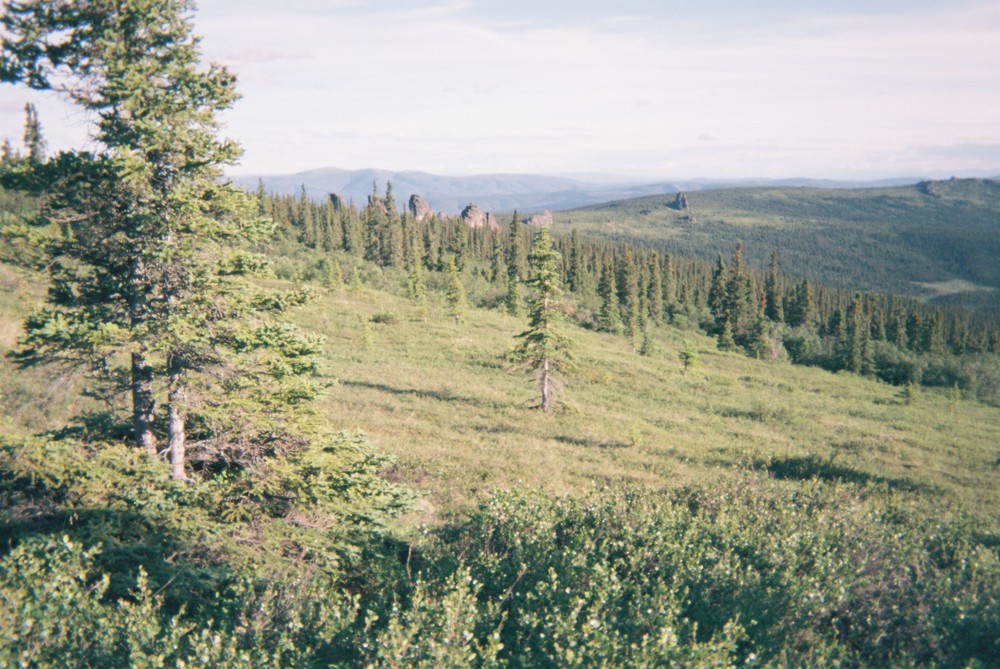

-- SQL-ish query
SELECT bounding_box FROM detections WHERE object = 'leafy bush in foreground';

[3,463,997,667]
[409,479,997,667]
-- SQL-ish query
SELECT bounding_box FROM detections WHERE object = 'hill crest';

[231,167,929,215]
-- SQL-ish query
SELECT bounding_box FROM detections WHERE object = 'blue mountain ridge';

[230,167,937,215]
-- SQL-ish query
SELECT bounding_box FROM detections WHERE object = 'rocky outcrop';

[525,209,553,227]
[461,203,500,229]
[673,193,689,210]
[408,194,434,220]
[917,181,942,199]
[461,203,486,227]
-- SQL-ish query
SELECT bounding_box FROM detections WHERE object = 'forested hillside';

[252,183,1000,402]
[2,1,999,667]
[3,189,1000,665]
[561,179,1000,308]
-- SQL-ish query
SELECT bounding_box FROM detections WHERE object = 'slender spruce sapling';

[445,257,466,323]
[511,227,574,413]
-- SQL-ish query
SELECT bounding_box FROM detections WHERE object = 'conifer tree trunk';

[128,256,156,458]
[167,354,187,480]
[131,352,157,458]
[540,357,552,413]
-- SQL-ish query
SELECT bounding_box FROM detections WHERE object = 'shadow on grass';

[44,410,133,443]
[342,379,507,409]
[554,435,630,449]
[761,454,938,494]
[471,423,517,435]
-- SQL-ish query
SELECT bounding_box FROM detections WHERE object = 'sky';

[1,0,999,181]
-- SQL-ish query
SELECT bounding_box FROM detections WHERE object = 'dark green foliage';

[503,271,523,317]
[506,211,528,282]
[0,432,409,659]
[708,254,728,329]
[503,212,526,316]
[617,245,641,346]
[723,241,755,342]
[785,279,816,329]
[717,316,738,351]
[846,293,867,373]
[764,250,783,322]
[646,253,664,323]
[566,227,589,296]
[595,255,621,333]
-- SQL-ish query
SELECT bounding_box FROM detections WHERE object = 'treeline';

[257,183,1000,401]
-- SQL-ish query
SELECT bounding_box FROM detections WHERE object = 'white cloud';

[2,1,997,180]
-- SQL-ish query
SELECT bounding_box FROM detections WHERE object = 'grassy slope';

[3,259,998,530]
[298,280,1000,528]
[558,178,1000,306]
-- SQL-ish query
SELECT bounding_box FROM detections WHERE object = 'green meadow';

[307,278,1000,522]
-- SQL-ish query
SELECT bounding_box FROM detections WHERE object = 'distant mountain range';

[230,167,932,215]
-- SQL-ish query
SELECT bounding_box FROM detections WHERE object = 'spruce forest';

[1,2,999,668]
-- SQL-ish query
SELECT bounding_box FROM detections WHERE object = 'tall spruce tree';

[503,211,525,316]
[717,316,738,351]
[647,254,664,324]
[619,246,641,346]
[567,227,591,296]
[708,254,728,331]
[662,252,676,307]
[846,293,866,373]
[507,210,528,281]
[724,241,754,342]
[511,227,573,413]
[764,250,784,323]
[786,279,816,329]
[596,254,621,333]
[381,180,404,267]
[362,182,386,264]
[1,0,326,479]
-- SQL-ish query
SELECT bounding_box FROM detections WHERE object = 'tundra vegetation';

[1,1,999,667]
